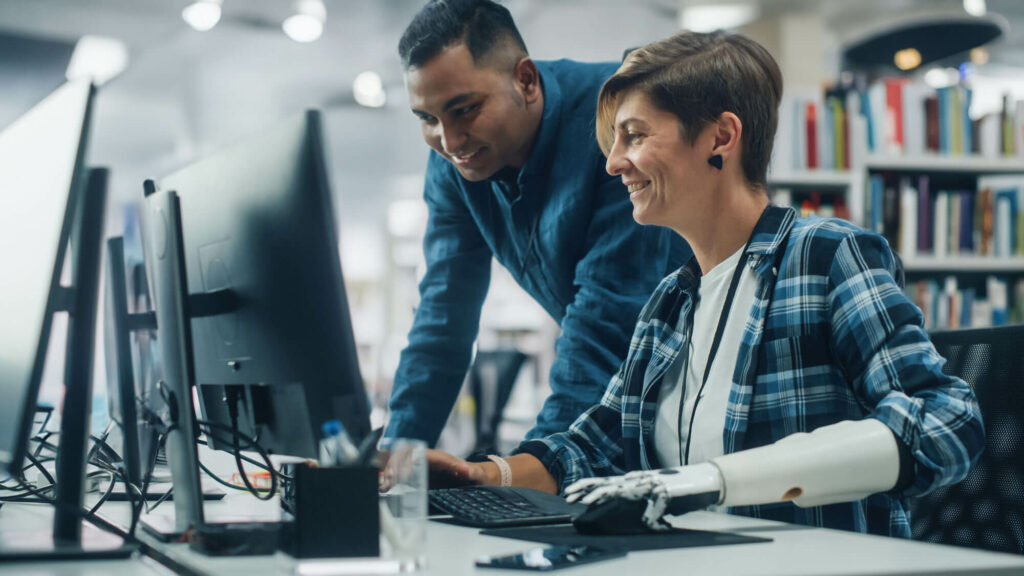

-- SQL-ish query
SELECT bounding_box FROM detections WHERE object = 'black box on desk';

[280,465,380,559]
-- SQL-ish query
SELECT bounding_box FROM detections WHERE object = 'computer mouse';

[572,490,721,535]
[572,498,657,535]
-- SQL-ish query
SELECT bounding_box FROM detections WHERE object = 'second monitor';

[157,110,371,460]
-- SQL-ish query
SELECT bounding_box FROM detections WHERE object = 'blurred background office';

[2,0,1023,456]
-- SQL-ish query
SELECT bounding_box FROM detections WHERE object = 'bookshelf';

[864,155,1024,174]
[902,256,1024,273]
[768,171,853,188]
[769,78,1024,329]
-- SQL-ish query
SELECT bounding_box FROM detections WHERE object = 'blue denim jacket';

[385,59,691,446]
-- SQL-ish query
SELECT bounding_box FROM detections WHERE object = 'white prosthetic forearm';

[710,419,901,508]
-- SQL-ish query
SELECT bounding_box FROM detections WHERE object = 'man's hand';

[565,463,724,531]
[424,449,495,489]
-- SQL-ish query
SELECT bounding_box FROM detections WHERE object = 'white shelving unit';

[865,155,1024,174]
[902,257,1024,273]
[767,170,853,188]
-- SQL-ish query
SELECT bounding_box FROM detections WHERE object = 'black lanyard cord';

[676,247,750,466]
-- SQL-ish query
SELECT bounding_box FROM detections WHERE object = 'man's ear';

[513,57,541,105]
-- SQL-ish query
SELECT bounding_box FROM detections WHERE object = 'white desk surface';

[99,489,1024,576]
[4,488,1024,576]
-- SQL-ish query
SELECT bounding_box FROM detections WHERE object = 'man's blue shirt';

[385,59,691,446]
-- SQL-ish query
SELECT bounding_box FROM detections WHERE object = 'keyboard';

[428,485,585,529]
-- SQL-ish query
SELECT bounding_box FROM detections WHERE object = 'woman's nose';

[605,142,630,176]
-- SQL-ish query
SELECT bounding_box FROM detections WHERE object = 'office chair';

[468,349,528,456]
[910,326,1024,555]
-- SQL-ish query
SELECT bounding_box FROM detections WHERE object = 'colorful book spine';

[917,175,931,254]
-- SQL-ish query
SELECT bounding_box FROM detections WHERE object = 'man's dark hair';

[398,0,528,70]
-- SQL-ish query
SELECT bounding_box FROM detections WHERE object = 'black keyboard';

[428,486,584,529]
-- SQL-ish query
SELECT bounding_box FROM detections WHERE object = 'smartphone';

[475,545,627,571]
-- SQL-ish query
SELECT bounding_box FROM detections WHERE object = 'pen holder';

[281,464,380,559]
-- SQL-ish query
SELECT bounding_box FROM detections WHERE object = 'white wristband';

[487,455,512,487]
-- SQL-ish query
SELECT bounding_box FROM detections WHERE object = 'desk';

[121,490,1024,576]
[0,502,171,576]
[5,490,1024,576]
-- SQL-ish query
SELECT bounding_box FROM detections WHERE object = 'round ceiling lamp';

[840,9,1007,73]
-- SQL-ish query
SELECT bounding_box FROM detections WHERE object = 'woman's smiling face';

[604,90,711,232]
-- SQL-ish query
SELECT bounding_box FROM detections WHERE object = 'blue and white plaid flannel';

[519,205,984,538]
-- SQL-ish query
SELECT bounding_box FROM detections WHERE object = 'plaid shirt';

[519,206,984,538]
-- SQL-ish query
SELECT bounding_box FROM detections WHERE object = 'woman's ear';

[711,112,743,159]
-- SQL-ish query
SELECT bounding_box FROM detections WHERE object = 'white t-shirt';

[653,245,759,467]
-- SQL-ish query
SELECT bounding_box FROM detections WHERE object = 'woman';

[426,30,983,538]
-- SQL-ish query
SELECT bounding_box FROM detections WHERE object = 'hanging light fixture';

[353,71,387,108]
[182,0,223,32]
[65,36,129,86]
[283,0,326,43]
[839,4,1007,73]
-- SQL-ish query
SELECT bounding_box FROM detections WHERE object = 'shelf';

[768,171,852,188]
[865,155,1024,174]
[901,256,1024,273]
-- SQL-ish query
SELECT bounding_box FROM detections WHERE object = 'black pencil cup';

[280,464,380,559]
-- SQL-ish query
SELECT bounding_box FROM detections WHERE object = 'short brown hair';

[597,31,783,191]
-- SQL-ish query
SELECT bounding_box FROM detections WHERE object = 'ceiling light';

[894,48,922,71]
[841,10,1005,72]
[65,36,129,86]
[182,0,222,32]
[963,0,987,17]
[679,4,760,33]
[353,71,386,108]
[970,47,989,65]
[283,0,326,43]
[923,67,960,89]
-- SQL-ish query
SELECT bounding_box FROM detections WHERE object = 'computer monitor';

[139,110,371,536]
[157,109,371,458]
[0,81,90,477]
[0,80,133,560]
[102,235,161,491]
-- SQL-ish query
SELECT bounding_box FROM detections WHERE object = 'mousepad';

[479,525,771,551]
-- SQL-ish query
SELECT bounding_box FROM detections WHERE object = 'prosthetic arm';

[566,419,901,531]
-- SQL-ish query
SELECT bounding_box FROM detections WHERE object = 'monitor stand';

[0,169,136,562]
[0,519,135,561]
[139,514,184,543]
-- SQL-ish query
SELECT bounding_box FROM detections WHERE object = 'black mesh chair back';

[911,326,1024,554]
[469,349,528,456]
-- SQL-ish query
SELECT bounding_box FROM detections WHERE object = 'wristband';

[486,455,512,487]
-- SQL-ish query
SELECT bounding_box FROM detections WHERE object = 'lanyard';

[677,246,750,466]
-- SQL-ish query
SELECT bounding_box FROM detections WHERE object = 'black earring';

[708,154,723,170]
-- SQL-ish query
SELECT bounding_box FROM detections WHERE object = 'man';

[386,0,689,448]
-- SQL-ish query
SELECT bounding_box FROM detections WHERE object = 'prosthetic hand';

[565,419,902,532]
[565,463,723,532]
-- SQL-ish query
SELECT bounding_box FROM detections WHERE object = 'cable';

[195,460,266,494]
[195,414,276,500]
[5,474,141,546]
[194,437,293,481]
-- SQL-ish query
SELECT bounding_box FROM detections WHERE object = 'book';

[959,191,974,253]
[884,183,900,248]
[885,79,905,154]
[805,101,818,169]
[934,192,949,258]
[937,87,950,154]
[925,95,940,153]
[917,175,931,254]
[899,178,918,258]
